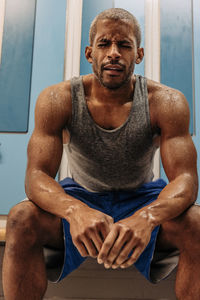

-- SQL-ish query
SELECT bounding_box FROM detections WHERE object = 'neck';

[91,75,136,104]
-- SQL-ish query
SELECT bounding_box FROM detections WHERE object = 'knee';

[163,205,200,250]
[179,205,200,236]
[6,201,41,246]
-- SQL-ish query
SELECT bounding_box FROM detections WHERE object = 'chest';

[86,100,133,130]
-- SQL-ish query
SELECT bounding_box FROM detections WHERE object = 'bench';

[0,218,176,299]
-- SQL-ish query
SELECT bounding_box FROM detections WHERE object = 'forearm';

[25,170,87,221]
[136,173,198,229]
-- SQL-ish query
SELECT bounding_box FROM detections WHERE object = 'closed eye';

[97,39,110,48]
[98,43,108,47]
[118,41,132,48]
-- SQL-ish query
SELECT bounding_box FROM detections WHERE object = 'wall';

[0,0,67,214]
[0,0,36,132]
[192,0,200,203]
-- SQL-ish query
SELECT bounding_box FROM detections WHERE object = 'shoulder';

[35,80,72,132]
[37,80,71,112]
[147,78,190,136]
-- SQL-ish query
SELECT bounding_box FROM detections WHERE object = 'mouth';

[103,64,124,76]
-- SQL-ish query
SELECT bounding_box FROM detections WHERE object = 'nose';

[107,43,121,60]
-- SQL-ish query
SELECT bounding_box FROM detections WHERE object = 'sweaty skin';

[25,19,197,267]
[3,17,198,300]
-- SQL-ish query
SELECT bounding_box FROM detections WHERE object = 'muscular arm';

[25,83,113,257]
[141,89,198,226]
[98,87,198,269]
[25,83,75,217]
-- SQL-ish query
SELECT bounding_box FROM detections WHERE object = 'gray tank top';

[65,75,156,192]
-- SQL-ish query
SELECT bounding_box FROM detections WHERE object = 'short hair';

[89,8,141,47]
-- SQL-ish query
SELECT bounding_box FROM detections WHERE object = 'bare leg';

[157,205,200,300]
[2,200,64,300]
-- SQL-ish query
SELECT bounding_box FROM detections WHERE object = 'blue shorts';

[45,177,179,284]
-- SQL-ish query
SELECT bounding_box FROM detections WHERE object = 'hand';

[69,204,114,258]
[97,212,153,269]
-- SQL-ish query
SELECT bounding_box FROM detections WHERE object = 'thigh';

[7,200,64,250]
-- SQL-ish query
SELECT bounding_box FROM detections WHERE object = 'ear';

[135,47,144,64]
[85,46,93,63]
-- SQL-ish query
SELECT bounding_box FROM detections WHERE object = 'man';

[3,8,199,300]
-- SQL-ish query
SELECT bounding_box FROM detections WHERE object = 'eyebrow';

[119,40,133,44]
[98,38,109,42]
[97,37,134,44]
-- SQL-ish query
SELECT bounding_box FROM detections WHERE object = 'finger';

[111,239,135,268]
[90,231,104,253]
[103,232,132,268]
[97,228,119,264]
[82,236,98,258]
[73,240,89,257]
[120,245,146,269]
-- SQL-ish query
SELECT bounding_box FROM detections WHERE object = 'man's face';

[86,19,143,90]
